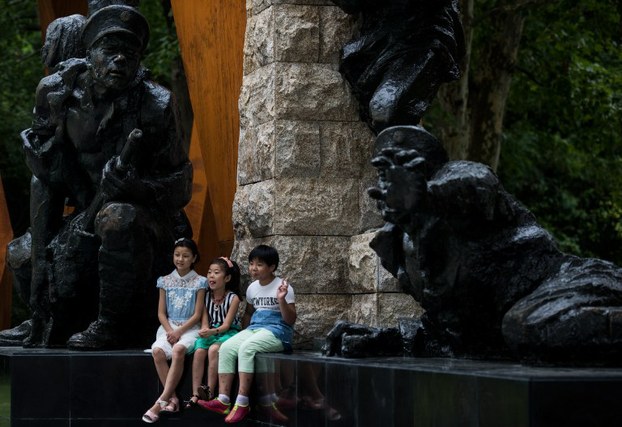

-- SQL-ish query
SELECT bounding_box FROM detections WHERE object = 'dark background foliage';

[497,0,622,263]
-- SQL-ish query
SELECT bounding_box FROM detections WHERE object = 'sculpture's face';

[88,34,141,93]
[370,146,427,225]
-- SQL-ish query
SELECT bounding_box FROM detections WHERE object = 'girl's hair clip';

[219,256,234,268]
[175,237,186,244]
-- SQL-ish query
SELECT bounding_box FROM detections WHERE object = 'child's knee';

[238,342,259,360]
[152,347,167,361]
[172,344,186,358]
[208,344,220,359]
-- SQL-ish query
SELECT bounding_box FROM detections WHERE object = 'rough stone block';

[233,180,275,239]
[348,232,401,293]
[351,293,423,328]
[243,7,274,75]
[249,0,335,17]
[239,64,276,127]
[274,178,360,235]
[275,120,321,178]
[359,177,384,233]
[294,293,352,348]
[237,121,276,185]
[319,6,354,64]
[274,63,358,121]
[231,235,352,295]
[348,232,378,293]
[351,294,379,326]
[320,121,374,179]
[270,235,352,294]
[377,293,424,328]
[275,5,320,63]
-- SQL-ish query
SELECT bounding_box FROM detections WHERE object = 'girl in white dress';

[142,238,207,423]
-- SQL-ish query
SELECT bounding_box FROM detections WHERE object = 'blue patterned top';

[157,270,208,324]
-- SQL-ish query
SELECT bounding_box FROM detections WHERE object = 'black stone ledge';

[2,347,622,426]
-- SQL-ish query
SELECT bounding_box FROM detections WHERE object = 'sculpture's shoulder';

[140,77,176,113]
[428,160,534,226]
[427,160,500,210]
[431,160,498,187]
[34,58,87,116]
[36,58,87,95]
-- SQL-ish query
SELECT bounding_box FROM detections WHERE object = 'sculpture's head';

[369,125,448,224]
[42,14,86,70]
[82,5,149,93]
[87,0,141,17]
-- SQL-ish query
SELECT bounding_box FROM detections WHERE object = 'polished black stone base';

[2,347,622,426]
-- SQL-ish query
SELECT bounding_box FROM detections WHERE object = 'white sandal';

[141,399,168,423]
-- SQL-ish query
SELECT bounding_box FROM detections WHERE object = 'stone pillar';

[234,0,422,348]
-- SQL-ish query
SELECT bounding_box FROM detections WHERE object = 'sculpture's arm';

[100,85,192,212]
[24,59,87,185]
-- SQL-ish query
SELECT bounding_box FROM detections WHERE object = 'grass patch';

[0,373,9,427]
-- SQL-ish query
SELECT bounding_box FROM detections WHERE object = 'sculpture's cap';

[82,5,149,51]
[375,125,449,179]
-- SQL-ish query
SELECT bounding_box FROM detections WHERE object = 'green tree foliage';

[498,0,622,263]
[140,0,180,87]
[0,0,43,234]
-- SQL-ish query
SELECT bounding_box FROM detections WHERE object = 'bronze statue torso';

[65,72,122,190]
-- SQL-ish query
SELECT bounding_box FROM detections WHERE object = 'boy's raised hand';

[277,279,289,301]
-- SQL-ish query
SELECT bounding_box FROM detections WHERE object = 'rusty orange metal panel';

[37,0,87,36]
[0,178,14,329]
[171,0,245,260]
[184,123,221,271]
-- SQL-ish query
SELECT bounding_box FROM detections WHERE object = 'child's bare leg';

[145,347,172,417]
[153,347,170,387]
[207,343,221,398]
[191,348,207,401]
[154,344,186,411]
[218,373,235,398]
[238,372,254,397]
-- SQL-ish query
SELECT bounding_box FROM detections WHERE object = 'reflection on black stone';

[265,359,342,426]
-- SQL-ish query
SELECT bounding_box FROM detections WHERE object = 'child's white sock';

[218,394,230,404]
[235,394,250,406]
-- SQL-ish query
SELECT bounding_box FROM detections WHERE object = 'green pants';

[218,328,283,374]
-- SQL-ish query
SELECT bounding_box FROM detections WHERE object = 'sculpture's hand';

[368,147,427,224]
[100,128,148,203]
[322,320,403,358]
[100,156,133,200]
[100,156,150,203]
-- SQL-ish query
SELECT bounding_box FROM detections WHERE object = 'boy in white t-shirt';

[199,245,295,423]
